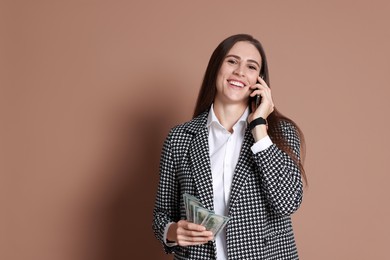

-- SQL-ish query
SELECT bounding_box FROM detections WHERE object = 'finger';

[250,83,261,90]
[178,232,214,241]
[176,221,214,239]
[175,234,213,246]
[176,233,214,246]
[251,82,270,91]
[257,75,268,87]
[178,228,213,237]
[177,239,212,247]
[254,85,272,100]
[249,88,266,98]
[178,221,207,232]
[184,222,207,231]
[177,220,202,229]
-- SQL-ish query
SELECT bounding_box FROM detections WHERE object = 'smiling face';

[214,41,262,107]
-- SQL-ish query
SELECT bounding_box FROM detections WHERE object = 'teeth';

[229,80,245,87]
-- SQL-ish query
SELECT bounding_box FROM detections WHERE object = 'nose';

[233,63,245,76]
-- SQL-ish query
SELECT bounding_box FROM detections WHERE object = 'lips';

[227,79,246,88]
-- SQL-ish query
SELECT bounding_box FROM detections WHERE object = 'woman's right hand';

[167,220,214,246]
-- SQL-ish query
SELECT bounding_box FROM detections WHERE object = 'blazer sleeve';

[152,129,180,254]
[253,121,304,216]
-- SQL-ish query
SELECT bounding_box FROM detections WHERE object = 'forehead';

[226,41,262,63]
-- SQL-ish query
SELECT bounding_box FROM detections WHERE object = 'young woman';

[153,34,306,260]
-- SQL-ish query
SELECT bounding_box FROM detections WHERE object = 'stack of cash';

[183,193,230,237]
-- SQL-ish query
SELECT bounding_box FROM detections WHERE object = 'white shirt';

[164,105,272,259]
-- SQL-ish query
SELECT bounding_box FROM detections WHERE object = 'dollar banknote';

[183,193,230,237]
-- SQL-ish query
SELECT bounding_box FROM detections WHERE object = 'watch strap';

[249,117,267,131]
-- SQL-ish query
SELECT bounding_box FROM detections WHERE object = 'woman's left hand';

[248,75,274,122]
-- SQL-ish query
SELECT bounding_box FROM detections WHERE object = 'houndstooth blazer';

[153,110,303,260]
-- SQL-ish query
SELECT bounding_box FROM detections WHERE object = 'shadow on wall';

[96,94,178,260]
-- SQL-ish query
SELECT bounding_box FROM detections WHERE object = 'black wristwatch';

[249,117,267,131]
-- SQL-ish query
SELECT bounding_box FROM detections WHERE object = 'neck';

[213,101,247,132]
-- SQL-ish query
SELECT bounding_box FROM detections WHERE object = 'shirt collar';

[207,104,249,130]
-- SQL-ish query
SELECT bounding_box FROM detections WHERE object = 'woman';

[153,34,306,260]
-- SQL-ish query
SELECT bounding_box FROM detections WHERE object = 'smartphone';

[251,74,264,109]
[254,94,261,109]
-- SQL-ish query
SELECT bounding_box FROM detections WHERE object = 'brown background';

[2,1,390,259]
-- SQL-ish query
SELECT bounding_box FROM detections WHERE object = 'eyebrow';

[225,54,261,68]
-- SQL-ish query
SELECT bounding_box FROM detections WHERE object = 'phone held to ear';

[251,75,263,109]
[250,92,261,110]
[254,94,261,109]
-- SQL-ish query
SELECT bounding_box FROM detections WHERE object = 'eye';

[227,59,237,64]
[247,63,259,70]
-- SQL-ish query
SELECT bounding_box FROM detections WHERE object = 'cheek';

[249,75,258,85]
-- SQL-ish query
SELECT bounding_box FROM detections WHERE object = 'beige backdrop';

[2,0,390,259]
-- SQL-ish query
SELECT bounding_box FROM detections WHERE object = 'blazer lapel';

[228,128,254,214]
[187,112,214,211]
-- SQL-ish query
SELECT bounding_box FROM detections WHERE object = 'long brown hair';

[193,34,307,184]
